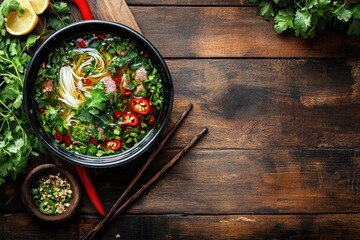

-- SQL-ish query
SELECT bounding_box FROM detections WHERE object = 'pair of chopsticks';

[82,103,207,240]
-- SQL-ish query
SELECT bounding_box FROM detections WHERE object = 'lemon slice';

[5,7,38,36]
[28,0,50,14]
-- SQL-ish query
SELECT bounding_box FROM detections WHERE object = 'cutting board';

[85,0,141,33]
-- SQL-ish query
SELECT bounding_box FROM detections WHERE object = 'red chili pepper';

[55,130,63,142]
[131,97,150,115]
[97,34,106,40]
[143,53,149,58]
[104,139,122,151]
[63,135,72,147]
[148,115,156,125]
[72,0,93,20]
[113,76,121,83]
[84,78,91,84]
[39,108,45,114]
[125,90,132,97]
[113,110,122,119]
[73,165,106,216]
[77,38,87,48]
[123,112,139,126]
[90,137,98,145]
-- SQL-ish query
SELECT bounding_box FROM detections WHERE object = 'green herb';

[0,36,45,185]
[250,0,360,38]
[0,0,73,185]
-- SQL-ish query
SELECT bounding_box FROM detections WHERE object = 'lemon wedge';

[5,7,38,36]
[28,0,50,15]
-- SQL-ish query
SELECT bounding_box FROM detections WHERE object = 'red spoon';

[69,0,105,217]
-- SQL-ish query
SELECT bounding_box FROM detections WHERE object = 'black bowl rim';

[23,20,174,168]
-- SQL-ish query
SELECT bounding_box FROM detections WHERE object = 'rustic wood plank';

[127,0,250,5]
[128,7,360,58]
[165,59,360,149]
[2,149,359,214]
[90,149,360,214]
[1,213,360,239]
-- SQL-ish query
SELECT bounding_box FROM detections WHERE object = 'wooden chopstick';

[82,103,194,240]
[86,127,208,240]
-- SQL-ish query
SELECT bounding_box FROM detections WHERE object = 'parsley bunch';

[0,0,72,185]
[250,0,360,38]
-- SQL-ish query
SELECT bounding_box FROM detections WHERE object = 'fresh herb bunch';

[249,0,360,38]
[0,0,72,185]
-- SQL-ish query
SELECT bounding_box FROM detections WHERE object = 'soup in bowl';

[23,20,173,168]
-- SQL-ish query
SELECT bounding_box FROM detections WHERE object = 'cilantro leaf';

[274,8,294,33]
[77,86,109,123]
[258,1,274,20]
[251,0,360,38]
[53,1,71,14]
[294,9,311,33]
[336,7,352,22]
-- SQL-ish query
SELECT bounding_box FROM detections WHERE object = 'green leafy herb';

[0,34,45,185]
[250,0,360,38]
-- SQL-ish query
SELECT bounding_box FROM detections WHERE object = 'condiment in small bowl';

[22,163,81,222]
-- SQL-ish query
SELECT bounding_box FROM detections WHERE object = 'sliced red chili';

[104,139,122,151]
[76,38,87,48]
[90,137,98,145]
[123,112,139,126]
[63,135,71,147]
[131,97,150,115]
[113,76,121,83]
[39,108,45,114]
[143,53,149,58]
[55,130,63,142]
[97,34,106,40]
[114,110,122,119]
[148,115,156,125]
[84,78,91,84]
[125,90,132,97]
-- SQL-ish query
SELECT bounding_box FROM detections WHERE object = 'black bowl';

[23,20,173,168]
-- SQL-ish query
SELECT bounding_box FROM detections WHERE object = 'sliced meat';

[101,75,117,94]
[43,80,54,92]
[135,67,147,82]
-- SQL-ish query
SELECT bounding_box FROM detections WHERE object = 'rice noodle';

[73,48,107,79]
[58,66,85,109]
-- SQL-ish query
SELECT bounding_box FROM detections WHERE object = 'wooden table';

[1,0,360,239]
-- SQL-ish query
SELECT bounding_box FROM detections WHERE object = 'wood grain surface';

[0,0,359,239]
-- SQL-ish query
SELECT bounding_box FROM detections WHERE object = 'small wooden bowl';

[22,164,81,222]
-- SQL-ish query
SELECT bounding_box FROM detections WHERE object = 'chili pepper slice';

[104,139,122,151]
[76,38,87,48]
[125,90,132,97]
[84,78,91,84]
[97,34,106,40]
[55,130,63,142]
[148,115,156,125]
[131,97,150,115]
[113,76,121,83]
[63,135,72,147]
[123,112,139,126]
[39,200,56,215]
[113,110,122,119]
[90,137,98,145]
